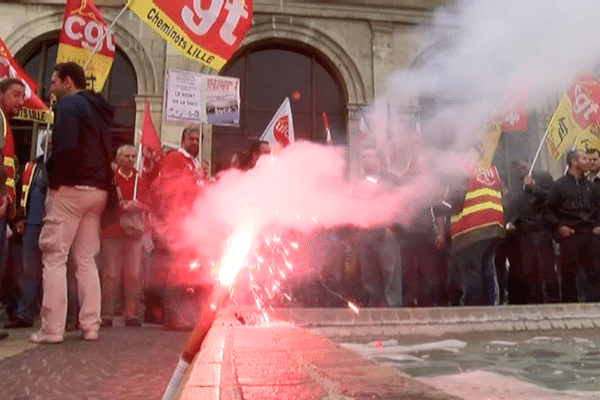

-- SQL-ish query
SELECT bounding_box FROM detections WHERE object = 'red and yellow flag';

[0,37,51,123]
[546,74,600,160]
[128,0,252,71]
[56,0,115,91]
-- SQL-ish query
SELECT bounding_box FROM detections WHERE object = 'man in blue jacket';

[31,62,115,343]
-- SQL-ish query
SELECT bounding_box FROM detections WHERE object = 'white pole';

[528,128,550,176]
[133,143,142,200]
[83,3,129,71]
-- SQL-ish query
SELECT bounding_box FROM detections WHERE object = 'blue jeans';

[0,213,7,290]
[357,228,402,307]
[16,223,42,324]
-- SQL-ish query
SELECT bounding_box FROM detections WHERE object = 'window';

[13,34,137,162]
[212,42,346,172]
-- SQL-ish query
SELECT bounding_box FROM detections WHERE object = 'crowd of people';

[299,146,600,311]
[1,61,600,344]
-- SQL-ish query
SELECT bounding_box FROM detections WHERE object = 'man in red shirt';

[145,124,206,327]
[160,124,200,179]
[100,144,148,327]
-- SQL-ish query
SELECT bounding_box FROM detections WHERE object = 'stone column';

[370,21,394,97]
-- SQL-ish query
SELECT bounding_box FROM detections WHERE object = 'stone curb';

[272,304,600,339]
[180,307,463,400]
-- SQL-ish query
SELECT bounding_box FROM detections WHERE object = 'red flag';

[141,101,163,182]
[322,112,332,145]
[56,0,115,90]
[0,37,50,123]
[499,77,529,133]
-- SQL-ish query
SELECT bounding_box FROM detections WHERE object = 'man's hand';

[0,195,7,219]
[524,175,535,190]
[558,225,575,238]
[593,226,600,236]
[435,232,445,250]
[14,219,25,235]
[121,200,142,212]
[506,222,516,231]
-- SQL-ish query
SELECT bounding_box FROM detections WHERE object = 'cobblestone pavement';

[0,322,189,400]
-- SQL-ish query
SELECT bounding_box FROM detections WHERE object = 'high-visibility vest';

[1,109,15,219]
[450,165,504,240]
[20,160,37,214]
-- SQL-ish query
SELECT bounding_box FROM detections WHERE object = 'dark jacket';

[506,171,553,232]
[544,172,600,232]
[48,91,115,190]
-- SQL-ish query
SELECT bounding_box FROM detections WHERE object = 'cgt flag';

[56,0,115,91]
[0,37,51,124]
[128,0,252,71]
[260,97,295,148]
[546,74,600,160]
[140,100,164,183]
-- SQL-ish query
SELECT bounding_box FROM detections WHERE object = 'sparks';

[218,224,254,286]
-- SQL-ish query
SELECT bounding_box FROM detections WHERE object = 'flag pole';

[528,128,550,176]
[83,2,129,71]
[133,142,142,200]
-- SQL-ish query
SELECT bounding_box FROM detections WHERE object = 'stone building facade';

[0,0,561,181]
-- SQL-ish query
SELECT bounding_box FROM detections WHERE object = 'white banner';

[164,69,240,126]
[205,76,240,126]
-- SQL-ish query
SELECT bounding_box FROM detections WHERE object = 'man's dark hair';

[0,78,25,93]
[566,150,581,167]
[249,140,269,157]
[54,62,87,90]
[585,148,600,157]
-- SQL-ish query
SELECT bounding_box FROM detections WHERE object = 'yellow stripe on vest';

[464,187,501,200]
[451,201,503,223]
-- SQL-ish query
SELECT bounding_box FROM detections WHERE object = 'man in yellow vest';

[447,163,505,305]
[0,77,25,341]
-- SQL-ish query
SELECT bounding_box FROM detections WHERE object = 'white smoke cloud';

[174,0,600,280]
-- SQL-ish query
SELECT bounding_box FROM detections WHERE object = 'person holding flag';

[100,145,149,328]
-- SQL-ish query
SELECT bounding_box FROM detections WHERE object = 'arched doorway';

[12,34,138,163]
[212,41,347,172]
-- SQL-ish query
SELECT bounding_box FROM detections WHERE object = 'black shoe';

[125,318,141,327]
[0,331,8,341]
[4,319,33,329]
[100,319,113,328]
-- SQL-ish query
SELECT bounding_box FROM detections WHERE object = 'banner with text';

[546,74,600,160]
[164,69,239,126]
[56,0,115,91]
[128,0,252,71]
[0,37,51,124]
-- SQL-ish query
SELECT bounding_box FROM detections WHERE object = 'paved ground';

[0,318,188,400]
[4,304,600,400]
